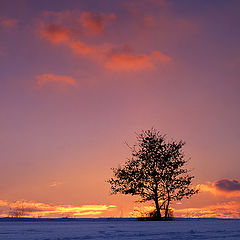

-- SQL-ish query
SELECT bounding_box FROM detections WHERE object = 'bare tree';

[108,129,198,220]
[8,201,25,218]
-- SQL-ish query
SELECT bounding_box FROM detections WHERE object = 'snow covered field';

[0,218,239,240]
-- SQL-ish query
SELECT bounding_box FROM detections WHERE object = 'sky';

[0,0,240,218]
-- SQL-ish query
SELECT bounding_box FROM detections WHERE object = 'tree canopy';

[108,129,198,220]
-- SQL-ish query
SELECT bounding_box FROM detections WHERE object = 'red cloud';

[36,73,77,87]
[0,17,18,29]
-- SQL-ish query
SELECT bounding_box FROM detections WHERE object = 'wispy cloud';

[0,17,18,29]
[49,181,62,188]
[130,200,240,219]
[0,200,8,206]
[175,201,240,219]
[36,73,78,88]
[0,200,116,218]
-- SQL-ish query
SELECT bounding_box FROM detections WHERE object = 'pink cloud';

[36,73,77,87]
[0,17,18,29]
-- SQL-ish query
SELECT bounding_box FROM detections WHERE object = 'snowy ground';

[0,218,239,240]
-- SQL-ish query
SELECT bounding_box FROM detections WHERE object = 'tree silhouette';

[108,129,198,220]
[8,201,25,218]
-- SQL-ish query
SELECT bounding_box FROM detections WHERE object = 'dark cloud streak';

[215,179,240,192]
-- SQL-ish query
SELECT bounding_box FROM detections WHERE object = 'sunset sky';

[0,0,239,218]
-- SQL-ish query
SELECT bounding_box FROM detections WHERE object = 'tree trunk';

[164,200,169,220]
[154,198,162,220]
[164,190,170,220]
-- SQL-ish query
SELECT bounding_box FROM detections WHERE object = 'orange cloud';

[105,51,170,71]
[36,73,77,87]
[175,201,240,219]
[39,23,72,44]
[198,179,240,198]
[69,40,98,56]
[0,200,8,206]
[131,201,240,219]
[79,12,116,34]
[105,53,153,71]
[0,17,18,29]
[38,9,171,72]
[129,206,155,218]
[0,200,116,218]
